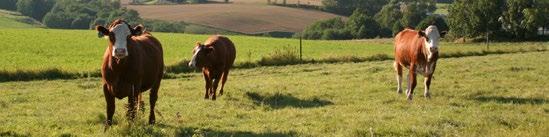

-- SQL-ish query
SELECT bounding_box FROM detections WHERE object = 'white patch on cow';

[188,46,201,67]
[111,24,131,58]
[424,25,440,62]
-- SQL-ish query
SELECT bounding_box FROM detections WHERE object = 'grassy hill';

[0,49,547,136]
[126,3,341,35]
[0,10,43,28]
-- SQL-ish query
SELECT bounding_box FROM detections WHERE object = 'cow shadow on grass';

[245,92,333,109]
[175,127,297,137]
[472,96,546,105]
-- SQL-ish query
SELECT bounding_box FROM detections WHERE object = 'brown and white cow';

[96,19,164,130]
[188,35,236,100]
[393,25,443,100]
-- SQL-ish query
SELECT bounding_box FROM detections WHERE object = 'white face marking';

[188,46,201,67]
[111,24,131,58]
[424,25,440,62]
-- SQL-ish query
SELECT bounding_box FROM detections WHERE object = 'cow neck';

[420,38,431,62]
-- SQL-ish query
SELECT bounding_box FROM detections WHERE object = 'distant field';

[0,10,42,28]
[0,28,547,76]
[0,51,547,136]
[126,4,341,34]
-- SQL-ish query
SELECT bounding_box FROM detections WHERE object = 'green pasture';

[1,28,547,76]
[0,51,547,136]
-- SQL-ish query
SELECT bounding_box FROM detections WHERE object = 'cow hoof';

[149,120,155,125]
[407,95,413,101]
[397,89,402,94]
[424,93,431,98]
[103,120,112,132]
[211,96,217,100]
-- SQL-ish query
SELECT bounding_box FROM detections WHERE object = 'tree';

[322,0,387,16]
[500,0,542,39]
[417,15,449,32]
[447,0,504,38]
[346,9,381,39]
[375,0,436,34]
[17,0,55,21]
[0,0,18,11]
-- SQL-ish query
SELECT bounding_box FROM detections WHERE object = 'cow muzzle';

[113,48,128,59]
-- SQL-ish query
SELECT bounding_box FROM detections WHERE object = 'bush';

[143,20,186,33]
[17,0,55,21]
[417,15,449,32]
[300,17,348,40]
[346,9,380,39]
[0,0,18,11]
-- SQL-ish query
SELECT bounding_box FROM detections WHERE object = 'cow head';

[420,25,441,62]
[188,42,214,68]
[96,19,144,59]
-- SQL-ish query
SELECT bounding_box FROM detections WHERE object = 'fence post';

[299,36,303,61]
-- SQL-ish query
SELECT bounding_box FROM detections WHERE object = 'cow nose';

[114,49,127,58]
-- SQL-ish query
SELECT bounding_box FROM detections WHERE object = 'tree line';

[300,0,548,41]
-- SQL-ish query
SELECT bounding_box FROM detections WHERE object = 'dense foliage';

[0,0,18,11]
[304,0,437,40]
[448,0,548,40]
[16,0,55,21]
[322,0,387,16]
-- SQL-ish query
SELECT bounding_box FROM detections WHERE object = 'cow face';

[96,21,144,59]
[423,25,441,62]
[188,43,214,68]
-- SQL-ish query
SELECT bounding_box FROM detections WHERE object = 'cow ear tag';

[98,32,105,38]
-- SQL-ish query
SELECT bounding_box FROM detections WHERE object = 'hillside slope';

[0,10,43,28]
[126,4,342,34]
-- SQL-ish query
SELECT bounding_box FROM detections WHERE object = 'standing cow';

[393,25,443,100]
[96,19,164,130]
[188,35,236,100]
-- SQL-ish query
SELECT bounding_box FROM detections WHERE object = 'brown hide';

[98,19,164,129]
[393,28,439,100]
[190,35,236,100]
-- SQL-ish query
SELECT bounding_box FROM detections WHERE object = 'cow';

[95,19,164,130]
[393,25,443,100]
[188,35,236,100]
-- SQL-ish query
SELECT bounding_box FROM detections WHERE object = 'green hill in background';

[0,9,43,28]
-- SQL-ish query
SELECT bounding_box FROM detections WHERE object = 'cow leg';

[127,85,138,122]
[137,93,145,113]
[393,62,403,94]
[103,84,115,132]
[149,80,160,125]
[424,75,432,98]
[407,64,417,100]
[219,70,230,96]
[212,76,221,100]
[203,73,211,99]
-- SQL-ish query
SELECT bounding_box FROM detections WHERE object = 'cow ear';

[440,31,448,38]
[132,24,144,36]
[205,46,214,54]
[96,25,109,38]
[418,31,427,38]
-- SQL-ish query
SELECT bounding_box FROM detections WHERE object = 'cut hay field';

[126,4,341,34]
[0,50,547,136]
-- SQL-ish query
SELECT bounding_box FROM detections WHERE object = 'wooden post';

[299,36,303,61]
[486,31,490,51]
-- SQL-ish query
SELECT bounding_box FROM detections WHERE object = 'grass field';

[1,28,547,79]
[0,50,547,136]
[126,3,341,34]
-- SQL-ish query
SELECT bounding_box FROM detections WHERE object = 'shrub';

[0,0,18,11]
